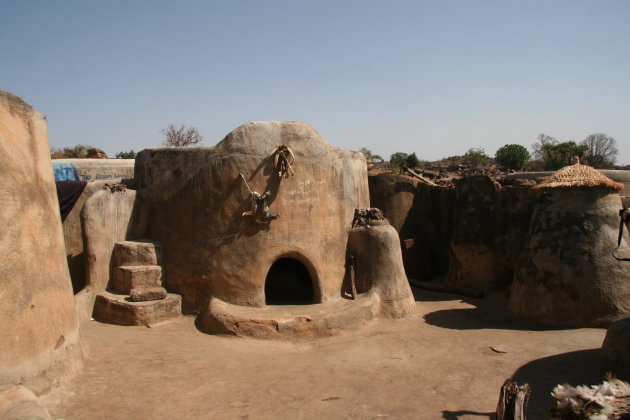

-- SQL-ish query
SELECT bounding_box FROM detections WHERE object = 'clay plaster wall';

[368,174,454,279]
[369,174,538,290]
[62,181,114,294]
[447,176,538,291]
[0,91,81,392]
[53,158,134,182]
[75,188,145,320]
[135,121,369,312]
[511,188,630,327]
[348,224,416,318]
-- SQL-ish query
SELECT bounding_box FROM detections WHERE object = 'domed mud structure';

[133,121,414,337]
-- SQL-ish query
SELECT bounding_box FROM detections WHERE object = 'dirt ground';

[42,288,629,420]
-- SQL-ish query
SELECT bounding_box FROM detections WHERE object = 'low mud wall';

[369,173,538,290]
[53,159,134,182]
[370,170,628,295]
[368,174,454,280]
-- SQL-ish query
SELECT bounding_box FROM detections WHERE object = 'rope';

[239,172,253,195]
[613,207,630,261]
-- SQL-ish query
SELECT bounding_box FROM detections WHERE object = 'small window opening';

[265,258,314,305]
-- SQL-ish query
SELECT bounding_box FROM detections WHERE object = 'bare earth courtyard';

[41,288,626,420]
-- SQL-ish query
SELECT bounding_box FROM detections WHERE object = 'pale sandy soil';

[42,289,628,420]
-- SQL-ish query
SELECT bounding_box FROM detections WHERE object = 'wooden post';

[496,379,531,420]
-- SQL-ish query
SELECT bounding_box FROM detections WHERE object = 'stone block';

[113,265,162,294]
[93,291,182,326]
[130,287,167,302]
[113,240,161,267]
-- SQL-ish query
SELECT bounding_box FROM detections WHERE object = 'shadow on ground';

[441,409,494,419]
[440,350,630,419]
[417,287,570,331]
[411,285,463,302]
[511,349,630,419]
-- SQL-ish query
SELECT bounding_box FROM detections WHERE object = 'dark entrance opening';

[265,258,314,305]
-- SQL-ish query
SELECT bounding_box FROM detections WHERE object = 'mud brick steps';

[93,240,182,326]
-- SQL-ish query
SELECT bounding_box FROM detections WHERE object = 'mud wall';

[0,91,81,393]
[369,174,538,290]
[135,121,369,312]
[447,176,538,291]
[75,188,145,320]
[53,158,134,182]
[510,188,630,327]
[62,181,113,294]
[368,174,454,279]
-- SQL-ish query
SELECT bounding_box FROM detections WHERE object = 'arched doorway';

[265,258,314,305]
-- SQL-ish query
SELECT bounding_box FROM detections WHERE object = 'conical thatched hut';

[509,160,630,327]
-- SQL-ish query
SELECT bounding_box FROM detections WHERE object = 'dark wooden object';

[496,379,531,420]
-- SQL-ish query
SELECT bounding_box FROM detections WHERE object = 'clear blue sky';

[2,0,629,164]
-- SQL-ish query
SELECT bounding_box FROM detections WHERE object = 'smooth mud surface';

[43,289,628,419]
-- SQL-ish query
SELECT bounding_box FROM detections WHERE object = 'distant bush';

[389,152,408,173]
[406,152,420,169]
[495,144,530,171]
[462,148,489,169]
[359,148,383,164]
[115,150,136,159]
[50,144,94,159]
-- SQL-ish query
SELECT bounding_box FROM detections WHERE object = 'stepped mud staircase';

[93,240,182,326]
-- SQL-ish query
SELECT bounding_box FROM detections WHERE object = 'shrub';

[495,144,531,171]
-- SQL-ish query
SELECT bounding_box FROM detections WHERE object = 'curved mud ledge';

[196,292,382,339]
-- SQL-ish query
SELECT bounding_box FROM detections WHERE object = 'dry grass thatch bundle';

[534,159,623,191]
[551,378,630,419]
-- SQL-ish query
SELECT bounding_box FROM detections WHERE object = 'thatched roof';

[533,159,623,190]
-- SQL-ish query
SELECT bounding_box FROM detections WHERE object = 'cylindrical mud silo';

[510,160,630,327]
[348,218,416,319]
[0,91,82,392]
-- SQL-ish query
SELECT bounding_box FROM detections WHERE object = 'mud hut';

[509,160,630,327]
[117,121,415,337]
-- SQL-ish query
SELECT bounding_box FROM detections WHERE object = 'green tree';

[541,141,587,170]
[359,147,383,163]
[405,152,420,169]
[115,150,137,159]
[581,133,618,168]
[389,152,408,173]
[494,144,531,171]
[462,148,489,169]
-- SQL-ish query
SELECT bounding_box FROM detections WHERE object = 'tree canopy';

[495,144,530,171]
[162,124,203,147]
[406,152,420,169]
[540,141,587,170]
[115,150,137,159]
[462,148,489,169]
[50,144,93,159]
[359,147,383,163]
[581,133,618,168]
